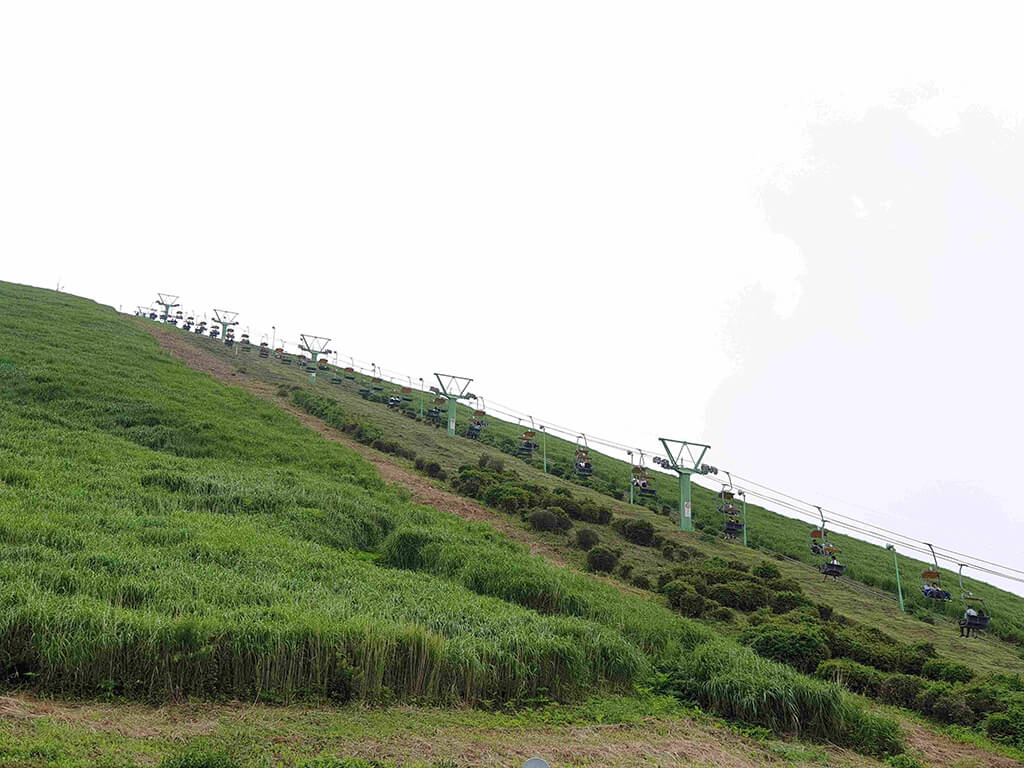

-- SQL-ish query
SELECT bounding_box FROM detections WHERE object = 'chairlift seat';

[820,563,846,578]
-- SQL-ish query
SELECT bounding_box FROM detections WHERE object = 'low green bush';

[706,605,735,623]
[984,703,1024,746]
[586,546,619,573]
[663,580,705,617]
[481,483,530,513]
[752,561,781,580]
[527,507,572,533]
[741,622,831,673]
[771,591,809,614]
[575,528,599,550]
[707,581,771,612]
[632,574,652,591]
[878,674,926,709]
[922,658,974,684]
[612,517,656,546]
[815,658,883,696]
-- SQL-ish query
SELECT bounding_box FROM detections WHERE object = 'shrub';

[931,688,976,725]
[752,561,781,580]
[896,642,935,676]
[984,703,1024,745]
[477,454,490,468]
[586,546,619,573]
[575,528,599,550]
[423,461,442,478]
[764,577,803,594]
[771,591,810,614]
[707,581,771,612]
[707,605,735,623]
[414,457,425,471]
[878,674,926,709]
[741,623,831,673]
[618,563,634,580]
[488,457,505,473]
[913,680,952,718]
[527,507,571,533]
[921,659,973,684]
[619,518,655,546]
[632,574,652,591]
[824,624,900,672]
[816,659,883,696]
[663,580,706,617]
[452,468,493,498]
[481,483,530,514]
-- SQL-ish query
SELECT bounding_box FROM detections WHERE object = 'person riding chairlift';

[962,604,979,638]
[823,554,842,581]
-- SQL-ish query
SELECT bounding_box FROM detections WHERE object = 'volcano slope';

[0,280,1019,767]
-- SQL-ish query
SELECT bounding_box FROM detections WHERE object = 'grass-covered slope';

[223,334,1024,647]
[0,281,906,757]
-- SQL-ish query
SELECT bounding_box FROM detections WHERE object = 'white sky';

[3,2,1023,595]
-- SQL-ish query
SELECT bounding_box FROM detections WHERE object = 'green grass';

[0,281,908,758]
[0,694,888,767]
[186,319,1024,680]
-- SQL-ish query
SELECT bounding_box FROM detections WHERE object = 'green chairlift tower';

[299,334,332,383]
[657,439,712,532]
[432,373,475,437]
[155,293,180,323]
[212,309,239,345]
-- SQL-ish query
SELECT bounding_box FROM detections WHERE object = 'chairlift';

[371,377,384,391]
[401,386,414,402]
[920,543,952,601]
[518,427,538,457]
[386,395,403,409]
[318,358,329,371]
[344,366,356,380]
[575,435,594,478]
[957,565,991,636]
[630,452,656,497]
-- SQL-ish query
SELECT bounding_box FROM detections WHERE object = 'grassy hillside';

[202,332,1024,647]
[139,304,1024,757]
[174,321,1024,648]
[0,280,918,763]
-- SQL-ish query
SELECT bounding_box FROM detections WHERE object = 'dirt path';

[144,322,572,568]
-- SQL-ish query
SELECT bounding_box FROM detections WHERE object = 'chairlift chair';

[344,367,356,380]
[401,386,414,402]
[318,358,329,371]
[920,544,952,601]
[957,565,992,635]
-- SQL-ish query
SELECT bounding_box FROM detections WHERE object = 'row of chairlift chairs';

[808,521,990,635]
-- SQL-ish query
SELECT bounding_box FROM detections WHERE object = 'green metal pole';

[628,453,634,505]
[742,494,748,547]
[678,472,693,532]
[419,379,424,418]
[541,428,547,473]
[888,545,905,612]
[446,397,457,437]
